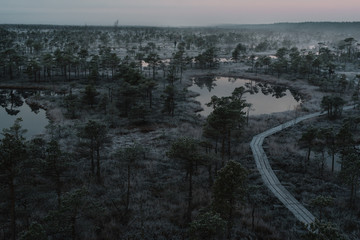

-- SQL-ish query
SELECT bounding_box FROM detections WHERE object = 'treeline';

[221,22,360,34]
[3,23,351,84]
[243,39,360,96]
[0,25,225,83]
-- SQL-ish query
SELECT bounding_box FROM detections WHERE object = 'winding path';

[250,106,354,226]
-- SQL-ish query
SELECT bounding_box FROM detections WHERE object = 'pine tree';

[212,161,247,239]
[0,118,27,240]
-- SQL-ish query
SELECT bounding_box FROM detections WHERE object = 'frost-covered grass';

[264,112,360,239]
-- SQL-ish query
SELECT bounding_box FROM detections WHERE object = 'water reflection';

[0,90,24,116]
[193,76,217,92]
[0,89,48,138]
[189,76,302,117]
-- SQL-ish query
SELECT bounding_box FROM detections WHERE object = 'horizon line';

[1,21,360,28]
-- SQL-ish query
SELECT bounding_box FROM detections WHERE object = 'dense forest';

[0,23,360,239]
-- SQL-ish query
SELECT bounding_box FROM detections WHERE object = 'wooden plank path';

[250,106,354,226]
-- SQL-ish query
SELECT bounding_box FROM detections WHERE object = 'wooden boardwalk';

[250,106,354,226]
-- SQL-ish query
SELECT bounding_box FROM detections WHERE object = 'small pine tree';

[212,160,247,239]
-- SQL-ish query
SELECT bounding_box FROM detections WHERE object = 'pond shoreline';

[0,69,317,132]
[0,89,50,138]
[188,75,304,117]
[186,72,311,102]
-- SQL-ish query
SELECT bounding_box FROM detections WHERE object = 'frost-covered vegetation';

[0,22,360,239]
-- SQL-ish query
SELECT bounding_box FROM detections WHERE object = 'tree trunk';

[354,182,357,207]
[320,150,325,177]
[246,108,250,126]
[71,209,77,240]
[319,207,323,221]
[350,182,354,207]
[227,198,234,240]
[221,136,225,166]
[227,130,231,160]
[171,100,174,117]
[56,172,62,208]
[215,138,218,154]
[96,147,101,182]
[68,64,71,81]
[306,146,311,164]
[149,90,152,109]
[90,146,94,174]
[180,67,183,83]
[9,65,13,80]
[187,172,193,223]
[331,150,335,173]
[126,164,131,212]
[63,66,66,80]
[208,165,213,187]
[251,206,255,231]
[9,174,16,240]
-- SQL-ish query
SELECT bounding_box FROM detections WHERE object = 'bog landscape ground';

[0,23,360,239]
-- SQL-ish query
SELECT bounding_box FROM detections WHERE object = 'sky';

[1,0,359,26]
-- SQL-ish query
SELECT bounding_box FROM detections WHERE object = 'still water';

[0,89,49,138]
[189,76,302,117]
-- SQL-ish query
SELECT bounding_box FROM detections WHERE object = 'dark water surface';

[0,89,49,138]
[189,76,302,117]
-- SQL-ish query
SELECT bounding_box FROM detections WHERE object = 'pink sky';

[1,0,359,25]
